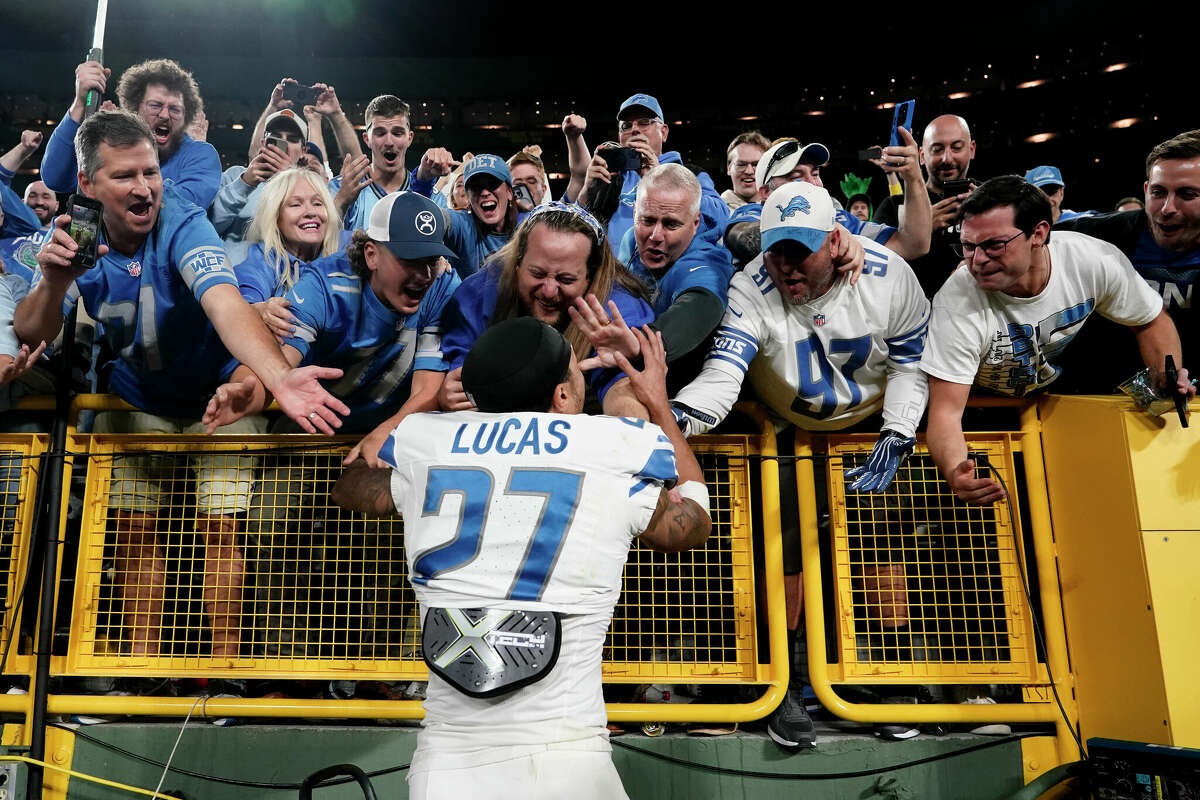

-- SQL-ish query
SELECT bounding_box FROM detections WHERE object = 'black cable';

[51,721,410,790]
[613,731,1034,780]
[976,454,1086,762]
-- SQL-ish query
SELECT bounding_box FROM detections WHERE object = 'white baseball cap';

[760,181,836,254]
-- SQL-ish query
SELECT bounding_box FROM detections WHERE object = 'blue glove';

[844,430,915,493]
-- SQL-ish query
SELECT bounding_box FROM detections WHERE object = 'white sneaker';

[962,696,1012,736]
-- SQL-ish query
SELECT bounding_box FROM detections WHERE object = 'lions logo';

[775,196,812,220]
[414,210,438,237]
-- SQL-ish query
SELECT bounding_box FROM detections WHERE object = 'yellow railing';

[0,393,1076,753]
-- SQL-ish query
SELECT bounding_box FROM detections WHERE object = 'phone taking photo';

[891,99,915,147]
[265,133,290,153]
[282,83,320,107]
[602,146,641,173]
[66,193,103,269]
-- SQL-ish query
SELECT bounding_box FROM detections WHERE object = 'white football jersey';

[378,410,676,757]
[673,237,930,437]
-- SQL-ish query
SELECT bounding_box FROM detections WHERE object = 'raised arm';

[881,126,932,261]
[561,114,591,203]
[615,326,711,553]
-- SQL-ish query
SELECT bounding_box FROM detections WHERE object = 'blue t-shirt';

[280,250,461,432]
[440,261,655,402]
[48,185,239,417]
[329,170,411,233]
[234,231,354,303]
[0,182,42,240]
[0,230,46,285]
[41,113,221,211]
[443,208,529,279]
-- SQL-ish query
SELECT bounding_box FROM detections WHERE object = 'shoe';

[961,696,1012,736]
[874,694,920,741]
[767,686,817,750]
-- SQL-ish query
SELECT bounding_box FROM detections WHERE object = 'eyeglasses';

[732,160,759,171]
[142,100,185,119]
[618,117,662,133]
[950,230,1028,259]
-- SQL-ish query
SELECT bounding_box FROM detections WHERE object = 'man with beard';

[671,180,931,750]
[1053,129,1200,394]
[22,182,59,232]
[874,114,980,298]
[40,58,221,210]
[348,202,655,469]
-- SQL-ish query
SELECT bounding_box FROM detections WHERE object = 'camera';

[601,146,641,173]
[265,133,290,153]
[282,83,320,107]
[66,194,103,269]
[941,179,973,199]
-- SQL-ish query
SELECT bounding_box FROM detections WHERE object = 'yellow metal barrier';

[0,433,48,676]
[15,395,784,729]
[0,392,1089,755]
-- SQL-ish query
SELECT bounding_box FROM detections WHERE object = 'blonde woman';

[235,167,346,341]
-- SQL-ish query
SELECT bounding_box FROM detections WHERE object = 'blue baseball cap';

[617,93,664,121]
[760,181,836,254]
[366,191,455,260]
[463,154,512,190]
[1025,165,1064,189]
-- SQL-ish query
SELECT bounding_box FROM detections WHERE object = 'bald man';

[23,181,58,230]
[874,114,980,297]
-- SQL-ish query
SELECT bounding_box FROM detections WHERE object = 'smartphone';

[512,183,534,209]
[941,179,973,199]
[602,147,641,172]
[265,133,290,153]
[890,99,915,147]
[858,146,883,161]
[282,83,320,107]
[65,194,103,269]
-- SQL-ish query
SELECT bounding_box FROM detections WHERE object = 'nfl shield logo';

[126,260,142,277]
[813,313,826,327]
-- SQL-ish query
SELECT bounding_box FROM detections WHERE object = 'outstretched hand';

[203,373,264,434]
[272,365,351,434]
[570,294,640,371]
[0,341,47,388]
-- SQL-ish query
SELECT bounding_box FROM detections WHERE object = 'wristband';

[675,480,710,515]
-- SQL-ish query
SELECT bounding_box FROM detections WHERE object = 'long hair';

[491,203,650,358]
[245,168,341,292]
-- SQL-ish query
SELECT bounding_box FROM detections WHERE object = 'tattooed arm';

[331,463,401,517]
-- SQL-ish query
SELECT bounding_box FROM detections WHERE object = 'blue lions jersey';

[48,185,239,417]
[281,251,461,432]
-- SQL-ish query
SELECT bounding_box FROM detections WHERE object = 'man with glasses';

[722,131,772,211]
[597,94,729,255]
[40,57,221,210]
[922,175,1192,504]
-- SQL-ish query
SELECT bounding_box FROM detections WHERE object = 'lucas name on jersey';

[451,416,572,456]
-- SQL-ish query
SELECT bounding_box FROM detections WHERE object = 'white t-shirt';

[379,410,675,764]
[672,236,930,437]
[921,230,1163,397]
